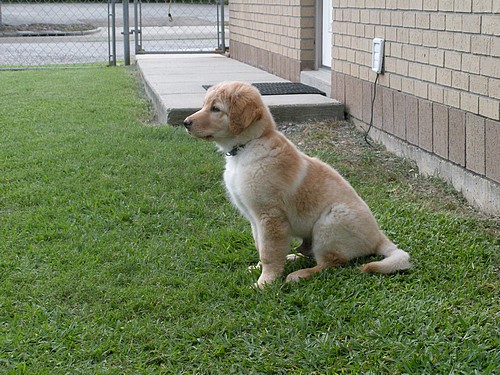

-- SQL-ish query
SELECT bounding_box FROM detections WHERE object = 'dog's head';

[183,81,264,141]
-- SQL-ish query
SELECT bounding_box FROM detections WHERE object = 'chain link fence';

[0,0,227,69]
[0,0,112,67]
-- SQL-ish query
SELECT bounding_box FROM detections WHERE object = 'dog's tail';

[360,237,411,274]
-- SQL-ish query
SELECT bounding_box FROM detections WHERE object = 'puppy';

[184,81,411,288]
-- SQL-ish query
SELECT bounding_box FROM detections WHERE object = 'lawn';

[0,66,498,374]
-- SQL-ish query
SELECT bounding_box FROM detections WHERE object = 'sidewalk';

[136,54,344,125]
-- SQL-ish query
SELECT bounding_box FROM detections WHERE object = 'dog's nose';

[183,118,192,128]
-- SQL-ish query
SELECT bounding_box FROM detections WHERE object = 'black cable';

[364,73,380,147]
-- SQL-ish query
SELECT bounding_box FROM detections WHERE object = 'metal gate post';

[217,0,226,53]
[133,0,143,54]
[108,0,117,66]
[122,0,131,65]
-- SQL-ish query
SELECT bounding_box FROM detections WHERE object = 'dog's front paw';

[254,273,279,289]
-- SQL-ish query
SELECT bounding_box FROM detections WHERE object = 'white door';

[322,0,332,68]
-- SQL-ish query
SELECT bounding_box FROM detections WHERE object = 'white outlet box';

[372,38,385,74]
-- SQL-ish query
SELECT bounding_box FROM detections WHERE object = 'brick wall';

[332,1,500,187]
[229,0,316,82]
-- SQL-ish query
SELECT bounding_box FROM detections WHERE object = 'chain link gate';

[108,0,227,65]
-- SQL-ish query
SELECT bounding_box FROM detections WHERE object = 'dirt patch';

[0,23,97,35]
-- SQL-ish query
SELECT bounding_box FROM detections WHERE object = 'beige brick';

[490,78,500,100]
[382,87,395,134]
[409,29,423,45]
[461,92,479,113]
[381,10,391,25]
[479,97,500,120]
[433,103,449,158]
[470,75,489,96]
[402,44,415,60]
[421,65,437,83]
[403,12,416,28]
[465,113,485,175]
[415,46,430,63]
[461,54,480,74]
[423,0,438,11]
[419,99,433,152]
[396,27,409,43]
[406,95,419,145]
[410,0,424,10]
[452,71,469,91]
[429,84,444,103]
[396,59,409,76]
[454,34,471,53]
[472,0,492,12]
[416,13,430,29]
[390,74,402,91]
[480,56,500,78]
[485,119,500,183]
[439,0,454,11]
[414,80,429,99]
[423,30,441,49]
[449,108,466,166]
[444,50,462,70]
[482,15,500,36]
[402,77,415,95]
[393,91,407,139]
[437,31,454,49]
[409,62,422,79]
[430,13,446,30]
[429,49,444,67]
[362,80,372,123]
[454,0,472,12]
[461,15,481,34]
[470,35,491,55]
[494,0,500,12]
[444,89,461,108]
[436,68,452,86]
[445,14,462,32]
[491,37,500,58]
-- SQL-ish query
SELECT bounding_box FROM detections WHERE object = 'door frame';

[315,0,333,70]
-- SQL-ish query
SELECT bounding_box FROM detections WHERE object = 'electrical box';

[372,38,385,74]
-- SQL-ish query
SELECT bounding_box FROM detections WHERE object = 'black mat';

[202,82,326,96]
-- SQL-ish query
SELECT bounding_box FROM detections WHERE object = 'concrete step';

[137,54,344,125]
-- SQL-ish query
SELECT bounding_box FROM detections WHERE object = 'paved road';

[0,2,228,66]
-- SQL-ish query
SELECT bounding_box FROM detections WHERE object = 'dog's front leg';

[255,216,290,288]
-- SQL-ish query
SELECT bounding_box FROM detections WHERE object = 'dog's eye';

[211,106,220,113]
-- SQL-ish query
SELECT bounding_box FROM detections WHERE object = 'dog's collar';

[225,143,247,157]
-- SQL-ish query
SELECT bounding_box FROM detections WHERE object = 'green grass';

[0,66,498,374]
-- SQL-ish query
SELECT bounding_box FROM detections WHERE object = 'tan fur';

[184,81,411,288]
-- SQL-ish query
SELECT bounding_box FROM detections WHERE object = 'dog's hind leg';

[286,238,314,261]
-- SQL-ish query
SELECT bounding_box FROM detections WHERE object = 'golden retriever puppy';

[184,81,411,288]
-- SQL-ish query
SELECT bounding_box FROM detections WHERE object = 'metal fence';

[0,0,227,69]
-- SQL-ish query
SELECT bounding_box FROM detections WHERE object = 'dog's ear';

[228,85,263,135]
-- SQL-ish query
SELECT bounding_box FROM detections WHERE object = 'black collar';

[225,143,247,157]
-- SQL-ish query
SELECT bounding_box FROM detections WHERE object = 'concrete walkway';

[136,54,344,126]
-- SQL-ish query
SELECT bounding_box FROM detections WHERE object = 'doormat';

[202,82,326,96]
